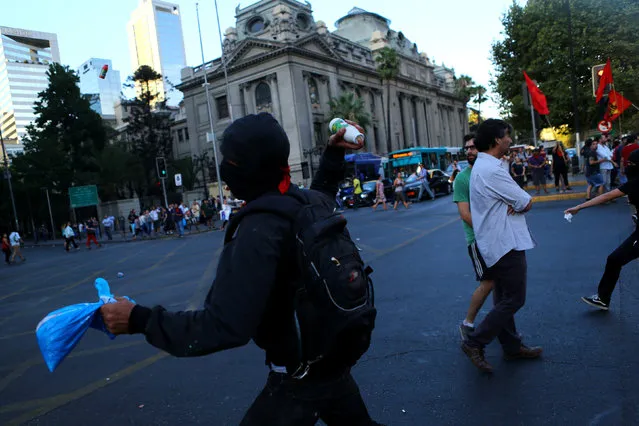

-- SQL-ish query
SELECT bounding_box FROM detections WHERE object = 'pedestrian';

[393,172,409,210]
[565,149,639,311]
[454,134,495,341]
[596,134,615,193]
[586,139,606,200]
[8,229,25,263]
[352,174,362,209]
[460,119,542,373]
[218,198,232,231]
[100,113,381,425]
[62,222,79,251]
[511,156,526,188]
[102,215,114,240]
[174,204,185,237]
[528,147,548,195]
[2,233,11,264]
[85,218,101,249]
[417,163,435,201]
[552,142,571,193]
[128,210,137,239]
[371,174,387,211]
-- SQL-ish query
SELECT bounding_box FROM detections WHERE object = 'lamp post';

[0,118,19,231]
[41,187,56,240]
[196,2,225,205]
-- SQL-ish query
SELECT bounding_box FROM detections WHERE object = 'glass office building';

[0,26,60,150]
[127,0,186,106]
[77,58,121,119]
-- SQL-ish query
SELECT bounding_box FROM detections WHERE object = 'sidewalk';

[526,173,588,203]
[24,226,219,248]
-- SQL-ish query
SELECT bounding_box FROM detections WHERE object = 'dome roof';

[335,7,390,27]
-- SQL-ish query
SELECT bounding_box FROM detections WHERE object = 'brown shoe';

[461,342,493,373]
[504,345,543,361]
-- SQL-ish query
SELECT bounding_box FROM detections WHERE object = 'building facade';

[177,1,468,185]
[127,0,187,107]
[0,26,60,153]
[77,58,122,121]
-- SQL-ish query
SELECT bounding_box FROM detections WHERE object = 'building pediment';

[224,38,285,68]
[294,34,342,61]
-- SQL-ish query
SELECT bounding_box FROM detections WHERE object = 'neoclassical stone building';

[177,0,468,184]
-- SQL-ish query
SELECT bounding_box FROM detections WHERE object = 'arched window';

[255,82,272,112]
[308,78,319,105]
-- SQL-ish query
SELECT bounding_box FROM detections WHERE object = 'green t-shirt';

[452,167,475,244]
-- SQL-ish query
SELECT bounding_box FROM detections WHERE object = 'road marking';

[187,246,222,310]
[3,352,168,425]
[62,269,107,292]
[141,240,188,273]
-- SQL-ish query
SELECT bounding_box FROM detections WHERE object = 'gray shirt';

[470,152,535,267]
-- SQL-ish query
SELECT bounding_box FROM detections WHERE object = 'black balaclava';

[626,149,639,179]
[219,113,291,202]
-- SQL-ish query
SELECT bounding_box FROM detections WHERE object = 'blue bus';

[386,147,464,177]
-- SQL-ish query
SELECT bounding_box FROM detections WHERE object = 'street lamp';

[0,113,19,231]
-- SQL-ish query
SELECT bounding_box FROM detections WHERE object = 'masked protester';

[99,113,382,426]
[565,149,639,311]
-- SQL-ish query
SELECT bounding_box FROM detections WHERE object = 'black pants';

[554,167,569,188]
[3,248,10,263]
[64,237,78,251]
[467,250,526,353]
[240,371,381,426]
[598,231,639,305]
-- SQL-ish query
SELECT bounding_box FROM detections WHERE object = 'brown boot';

[461,342,493,373]
[504,345,543,361]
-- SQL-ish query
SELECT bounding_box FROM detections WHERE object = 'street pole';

[214,0,234,121]
[197,2,225,205]
[160,178,169,208]
[0,127,19,231]
[43,187,56,240]
[566,0,581,142]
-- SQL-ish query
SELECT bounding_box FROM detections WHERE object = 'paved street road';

[1,194,638,425]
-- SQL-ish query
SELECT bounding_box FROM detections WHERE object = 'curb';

[22,229,217,248]
[532,192,586,203]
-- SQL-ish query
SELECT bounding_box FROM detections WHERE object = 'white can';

[329,118,365,145]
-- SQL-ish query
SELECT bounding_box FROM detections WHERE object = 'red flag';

[604,90,632,121]
[595,59,613,103]
[523,71,550,115]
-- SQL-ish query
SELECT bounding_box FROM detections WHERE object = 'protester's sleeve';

[310,145,346,199]
[484,165,531,212]
[129,213,289,357]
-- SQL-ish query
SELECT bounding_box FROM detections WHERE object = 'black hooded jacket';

[129,145,347,370]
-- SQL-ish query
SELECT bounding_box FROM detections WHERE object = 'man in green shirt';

[453,134,495,341]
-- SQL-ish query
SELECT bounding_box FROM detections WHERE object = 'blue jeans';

[176,220,184,236]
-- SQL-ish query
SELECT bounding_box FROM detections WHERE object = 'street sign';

[174,173,182,187]
[597,120,612,133]
[69,185,99,208]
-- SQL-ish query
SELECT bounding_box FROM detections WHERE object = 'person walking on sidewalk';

[565,149,639,311]
[552,142,572,193]
[8,229,25,263]
[62,222,79,251]
[393,173,410,210]
[371,175,387,211]
[454,134,495,341]
[85,218,101,249]
[461,119,542,373]
[102,215,114,240]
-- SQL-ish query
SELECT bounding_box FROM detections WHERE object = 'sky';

[2,0,525,117]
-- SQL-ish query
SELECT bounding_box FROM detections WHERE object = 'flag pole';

[529,90,537,146]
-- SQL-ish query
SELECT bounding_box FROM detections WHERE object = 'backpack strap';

[223,190,309,244]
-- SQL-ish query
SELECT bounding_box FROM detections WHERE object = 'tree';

[455,75,476,104]
[473,85,488,123]
[375,47,400,152]
[123,66,173,197]
[328,92,371,131]
[491,0,639,136]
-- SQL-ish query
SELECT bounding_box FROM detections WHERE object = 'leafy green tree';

[492,0,639,136]
[375,47,400,152]
[328,92,371,131]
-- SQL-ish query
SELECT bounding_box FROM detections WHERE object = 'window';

[314,122,324,147]
[184,128,189,141]
[247,17,265,34]
[178,129,184,143]
[216,96,229,119]
[296,13,310,30]
[255,82,272,112]
[197,103,208,125]
[308,78,319,105]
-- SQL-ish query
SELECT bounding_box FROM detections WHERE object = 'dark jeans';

[240,370,381,426]
[3,248,10,263]
[598,231,639,305]
[554,167,569,188]
[64,237,78,251]
[104,226,113,240]
[468,250,526,353]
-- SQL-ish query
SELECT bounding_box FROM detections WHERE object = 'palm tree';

[328,92,371,130]
[375,47,400,153]
[472,85,488,124]
[455,75,476,104]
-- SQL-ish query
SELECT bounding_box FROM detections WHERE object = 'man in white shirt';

[596,134,615,192]
[102,215,114,240]
[9,230,25,263]
[461,119,542,373]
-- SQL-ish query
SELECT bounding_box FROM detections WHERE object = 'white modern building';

[127,0,187,106]
[77,58,121,121]
[0,25,60,153]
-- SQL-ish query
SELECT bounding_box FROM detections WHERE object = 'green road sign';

[69,185,99,208]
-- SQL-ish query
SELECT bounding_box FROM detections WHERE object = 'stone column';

[423,98,433,147]
[318,75,330,114]
[240,82,255,115]
[266,73,282,124]
[416,98,427,147]
[400,93,412,148]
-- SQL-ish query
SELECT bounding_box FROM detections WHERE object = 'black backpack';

[224,189,376,378]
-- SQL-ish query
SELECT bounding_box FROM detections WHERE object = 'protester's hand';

[564,207,580,216]
[507,205,516,215]
[100,297,135,335]
[328,120,365,150]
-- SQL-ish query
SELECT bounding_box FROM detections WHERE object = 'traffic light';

[592,64,607,97]
[156,157,167,179]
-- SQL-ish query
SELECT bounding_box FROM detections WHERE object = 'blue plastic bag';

[36,277,133,372]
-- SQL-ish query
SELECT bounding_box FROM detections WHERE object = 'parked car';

[343,178,394,208]
[404,169,452,201]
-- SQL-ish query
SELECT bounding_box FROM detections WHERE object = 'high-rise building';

[0,26,60,151]
[77,58,121,121]
[127,0,187,106]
